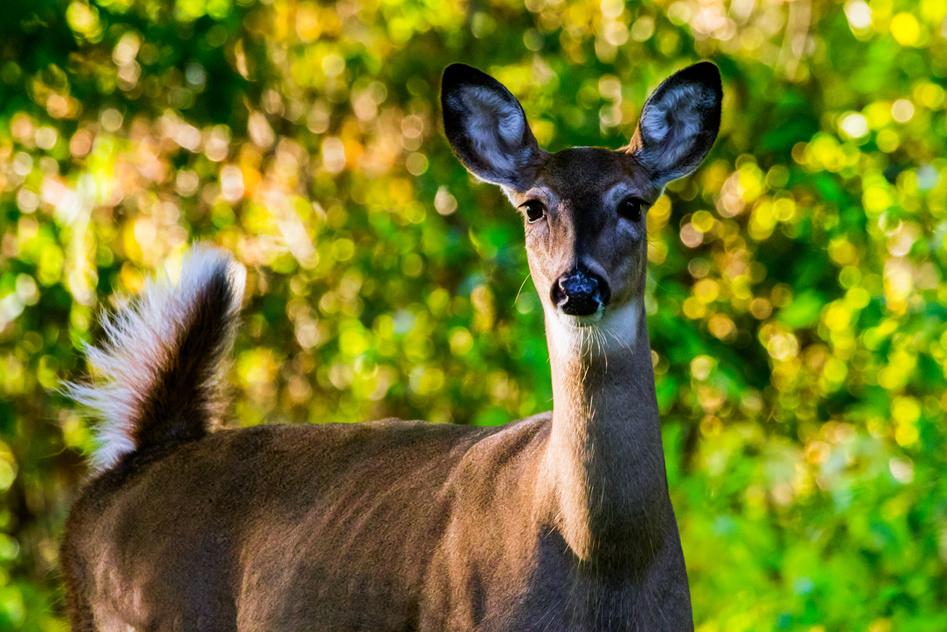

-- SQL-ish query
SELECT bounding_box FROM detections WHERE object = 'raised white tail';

[65,246,245,470]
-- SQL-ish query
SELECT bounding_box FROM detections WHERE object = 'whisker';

[513,272,532,307]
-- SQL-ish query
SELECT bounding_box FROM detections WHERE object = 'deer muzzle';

[551,268,611,317]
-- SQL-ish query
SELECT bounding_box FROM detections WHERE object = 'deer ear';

[627,62,722,186]
[441,64,544,191]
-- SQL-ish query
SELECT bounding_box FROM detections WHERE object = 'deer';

[61,61,722,631]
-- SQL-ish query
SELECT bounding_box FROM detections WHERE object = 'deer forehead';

[524,148,657,206]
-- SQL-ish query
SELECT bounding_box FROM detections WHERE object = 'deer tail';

[65,246,245,471]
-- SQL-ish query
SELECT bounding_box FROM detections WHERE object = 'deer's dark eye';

[618,197,644,222]
[520,200,546,224]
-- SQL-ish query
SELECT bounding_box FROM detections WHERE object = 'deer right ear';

[628,62,722,186]
[441,64,543,191]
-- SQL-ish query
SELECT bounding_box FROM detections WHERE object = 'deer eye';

[520,200,546,224]
[617,197,644,222]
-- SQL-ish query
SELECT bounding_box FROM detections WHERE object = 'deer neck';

[541,297,672,565]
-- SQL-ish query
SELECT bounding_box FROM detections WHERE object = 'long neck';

[540,298,673,565]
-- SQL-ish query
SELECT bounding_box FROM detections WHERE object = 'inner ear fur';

[441,64,544,191]
[626,62,722,186]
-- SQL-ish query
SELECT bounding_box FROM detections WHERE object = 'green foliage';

[1,0,946,628]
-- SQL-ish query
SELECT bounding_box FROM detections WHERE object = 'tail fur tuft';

[66,246,246,471]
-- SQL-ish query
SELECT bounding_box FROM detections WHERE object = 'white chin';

[546,299,641,355]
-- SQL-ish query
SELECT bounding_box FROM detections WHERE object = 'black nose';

[551,269,610,316]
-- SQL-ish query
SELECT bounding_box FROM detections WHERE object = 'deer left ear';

[627,62,722,186]
[441,64,544,191]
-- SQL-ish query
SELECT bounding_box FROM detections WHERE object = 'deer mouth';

[559,309,604,327]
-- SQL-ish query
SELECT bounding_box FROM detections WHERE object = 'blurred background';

[1,0,945,629]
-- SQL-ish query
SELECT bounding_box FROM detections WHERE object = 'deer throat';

[541,298,672,564]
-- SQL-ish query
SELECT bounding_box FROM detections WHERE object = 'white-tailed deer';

[62,62,721,631]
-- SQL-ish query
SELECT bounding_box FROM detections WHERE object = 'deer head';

[442,63,721,353]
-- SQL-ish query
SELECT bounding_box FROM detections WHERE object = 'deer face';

[442,63,721,346]
[508,148,654,321]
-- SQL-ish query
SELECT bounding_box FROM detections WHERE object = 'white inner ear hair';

[461,85,526,177]
[639,83,714,172]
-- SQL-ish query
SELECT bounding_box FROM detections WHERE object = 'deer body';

[67,414,684,631]
[63,63,721,631]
